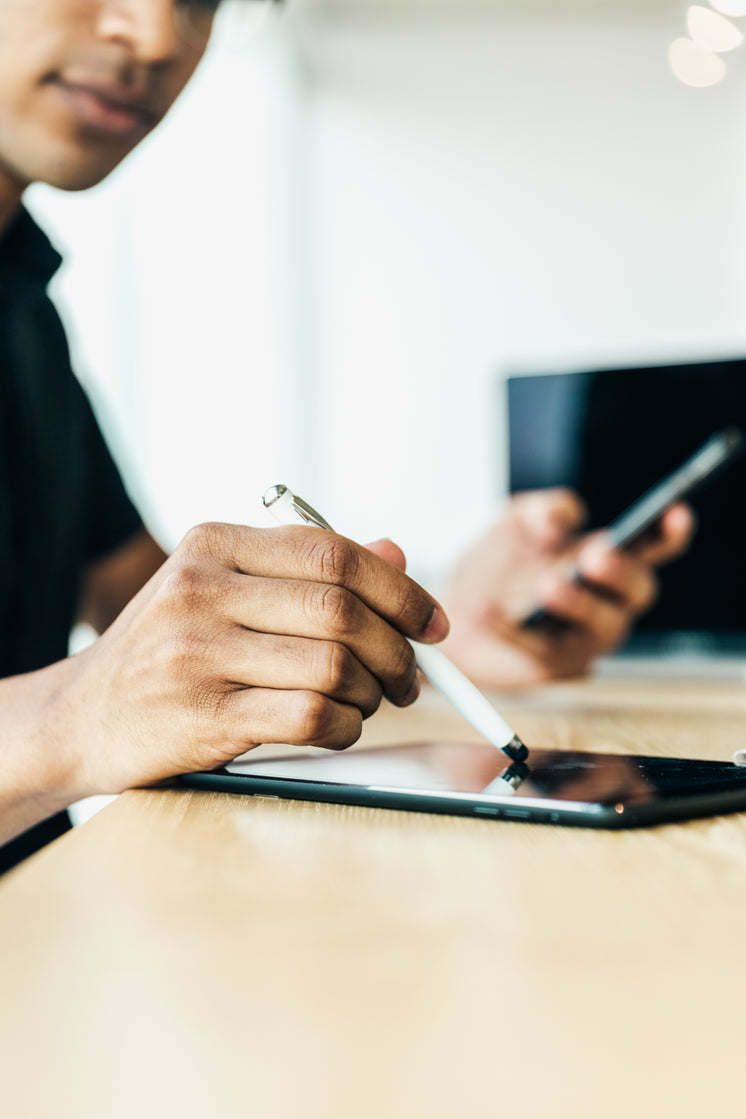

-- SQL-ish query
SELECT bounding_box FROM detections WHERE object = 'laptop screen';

[507,359,746,651]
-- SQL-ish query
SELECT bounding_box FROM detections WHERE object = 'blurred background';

[26,0,746,591]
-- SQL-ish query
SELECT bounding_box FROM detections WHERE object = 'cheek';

[167,45,210,104]
[0,7,71,131]
[0,53,47,176]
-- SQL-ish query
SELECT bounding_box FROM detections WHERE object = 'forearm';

[79,528,168,634]
[0,656,87,846]
[0,531,166,845]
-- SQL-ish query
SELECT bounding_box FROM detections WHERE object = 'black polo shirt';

[0,208,143,873]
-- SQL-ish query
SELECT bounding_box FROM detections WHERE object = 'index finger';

[187,522,449,644]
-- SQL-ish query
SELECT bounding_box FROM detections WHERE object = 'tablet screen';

[225,743,746,806]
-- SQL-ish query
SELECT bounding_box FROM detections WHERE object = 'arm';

[440,489,694,690]
[0,523,447,846]
[78,527,168,634]
[0,529,168,844]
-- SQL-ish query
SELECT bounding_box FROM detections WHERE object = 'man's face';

[0,0,217,195]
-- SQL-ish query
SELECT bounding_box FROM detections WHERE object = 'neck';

[0,168,25,238]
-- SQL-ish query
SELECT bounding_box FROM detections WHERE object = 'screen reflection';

[225,742,746,806]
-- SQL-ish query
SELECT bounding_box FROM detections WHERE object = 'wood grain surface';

[1,679,745,1119]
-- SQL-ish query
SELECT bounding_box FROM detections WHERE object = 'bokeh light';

[709,0,746,17]
[687,5,743,50]
[668,37,728,85]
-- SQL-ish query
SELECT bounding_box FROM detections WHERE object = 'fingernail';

[422,606,449,643]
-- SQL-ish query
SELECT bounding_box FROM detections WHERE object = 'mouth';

[51,77,159,139]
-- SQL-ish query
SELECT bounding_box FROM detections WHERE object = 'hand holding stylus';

[39,514,455,811]
[263,485,529,790]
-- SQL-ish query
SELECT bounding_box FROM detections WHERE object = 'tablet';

[179,741,746,829]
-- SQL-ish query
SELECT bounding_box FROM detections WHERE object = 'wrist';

[0,656,95,846]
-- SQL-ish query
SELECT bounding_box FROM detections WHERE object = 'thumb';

[364,538,407,572]
[515,488,587,550]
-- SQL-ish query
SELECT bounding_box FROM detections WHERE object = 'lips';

[53,79,159,138]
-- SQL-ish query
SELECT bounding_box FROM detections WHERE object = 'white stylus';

[262,484,529,793]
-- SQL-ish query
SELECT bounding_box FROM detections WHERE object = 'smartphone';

[179,741,746,829]
[522,425,745,631]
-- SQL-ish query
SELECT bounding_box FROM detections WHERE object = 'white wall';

[296,6,746,581]
[28,4,312,549]
[26,2,746,587]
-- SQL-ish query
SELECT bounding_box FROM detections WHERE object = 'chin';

[26,122,150,191]
[45,167,118,192]
[41,148,135,192]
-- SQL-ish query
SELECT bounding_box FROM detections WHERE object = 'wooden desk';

[2,680,746,1119]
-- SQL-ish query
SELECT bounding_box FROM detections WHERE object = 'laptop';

[506,358,746,678]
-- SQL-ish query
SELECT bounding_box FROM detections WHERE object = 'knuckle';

[386,637,416,687]
[360,686,383,721]
[189,680,226,723]
[585,595,613,632]
[558,489,587,525]
[160,632,214,695]
[307,535,361,585]
[596,602,625,642]
[163,563,208,612]
[388,578,420,630]
[181,521,230,559]
[317,641,356,693]
[314,583,359,637]
[295,690,338,745]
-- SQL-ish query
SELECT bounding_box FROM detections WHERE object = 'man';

[0,0,690,869]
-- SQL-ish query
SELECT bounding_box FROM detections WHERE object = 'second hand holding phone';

[521,426,745,632]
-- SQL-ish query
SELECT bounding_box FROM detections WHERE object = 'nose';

[96,0,182,64]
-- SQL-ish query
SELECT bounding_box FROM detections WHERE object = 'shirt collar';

[0,207,63,290]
